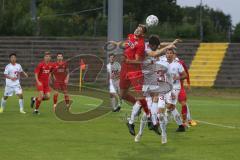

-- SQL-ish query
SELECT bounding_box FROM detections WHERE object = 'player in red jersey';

[52,53,70,112]
[112,24,152,136]
[31,52,53,115]
[177,58,197,126]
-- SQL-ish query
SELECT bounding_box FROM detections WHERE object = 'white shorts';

[158,94,166,109]
[4,85,23,96]
[109,79,120,94]
[165,89,180,105]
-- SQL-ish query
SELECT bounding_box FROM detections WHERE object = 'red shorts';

[53,82,67,92]
[178,87,187,102]
[120,70,143,92]
[36,82,50,94]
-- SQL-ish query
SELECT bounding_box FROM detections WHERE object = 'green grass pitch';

[0,88,239,160]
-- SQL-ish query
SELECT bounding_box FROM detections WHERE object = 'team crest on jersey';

[128,41,138,49]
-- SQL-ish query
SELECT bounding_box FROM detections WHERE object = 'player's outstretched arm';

[147,44,176,57]
[22,71,28,78]
[159,39,182,47]
[108,41,126,49]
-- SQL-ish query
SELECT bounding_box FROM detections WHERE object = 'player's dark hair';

[56,52,63,56]
[138,24,147,34]
[9,53,17,58]
[149,35,160,46]
[44,51,51,56]
[108,53,115,58]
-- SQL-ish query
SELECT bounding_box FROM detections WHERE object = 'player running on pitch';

[31,52,54,115]
[52,52,70,112]
[0,53,28,114]
[107,53,122,112]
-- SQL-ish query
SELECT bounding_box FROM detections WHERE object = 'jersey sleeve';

[19,64,23,72]
[34,63,41,74]
[4,65,9,75]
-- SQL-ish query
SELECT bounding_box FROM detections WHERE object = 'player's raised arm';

[147,43,176,57]
[108,41,126,49]
[160,39,182,47]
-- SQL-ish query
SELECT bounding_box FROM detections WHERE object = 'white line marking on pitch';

[85,104,98,106]
[196,120,239,129]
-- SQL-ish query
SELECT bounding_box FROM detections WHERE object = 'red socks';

[54,93,70,105]
[139,99,150,115]
[35,97,42,110]
[181,104,187,122]
[53,93,58,105]
[64,95,70,104]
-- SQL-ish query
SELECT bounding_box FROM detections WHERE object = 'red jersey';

[53,61,68,82]
[34,61,53,82]
[178,59,190,88]
[122,34,145,72]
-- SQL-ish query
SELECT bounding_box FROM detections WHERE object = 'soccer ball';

[146,15,159,27]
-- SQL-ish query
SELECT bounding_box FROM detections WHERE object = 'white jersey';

[107,62,121,82]
[4,63,23,87]
[155,59,170,83]
[168,60,184,90]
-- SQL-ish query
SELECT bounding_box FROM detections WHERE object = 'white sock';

[158,113,167,137]
[150,102,158,126]
[186,104,191,120]
[1,97,6,110]
[138,113,147,135]
[110,97,116,109]
[145,96,152,110]
[19,99,24,110]
[171,108,183,126]
[129,101,141,124]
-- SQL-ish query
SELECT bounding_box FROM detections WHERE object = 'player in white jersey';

[135,35,180,144]
[165,48,187,132]
[107,53,122,112]
[0,53,28,114]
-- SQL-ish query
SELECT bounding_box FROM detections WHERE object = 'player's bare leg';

[16,94,26,114]
[0,96,8,113]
